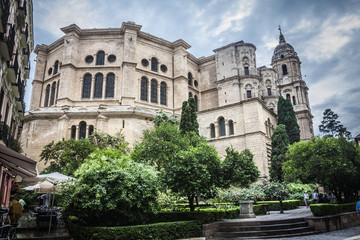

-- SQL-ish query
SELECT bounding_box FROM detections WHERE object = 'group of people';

[303,190,336,207]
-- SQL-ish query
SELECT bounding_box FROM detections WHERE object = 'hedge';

[255,200,301,211]
[67,219,202,240]
[310,202,356,216]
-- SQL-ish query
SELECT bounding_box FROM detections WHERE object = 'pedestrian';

[356,199,360,216]
[19,198,26,208]
[304,191,309,208]
[312,190,318,204]
[8,197,23,225]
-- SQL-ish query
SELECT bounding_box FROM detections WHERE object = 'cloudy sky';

[26,0,360,137]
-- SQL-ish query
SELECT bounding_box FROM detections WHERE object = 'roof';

[0,144,37,178]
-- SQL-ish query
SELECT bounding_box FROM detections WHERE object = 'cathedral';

[21,22,313,178]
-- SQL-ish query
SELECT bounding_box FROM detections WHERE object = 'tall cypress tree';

[270,124,289,182]
[277,96,300,144]
[179,97,199,135]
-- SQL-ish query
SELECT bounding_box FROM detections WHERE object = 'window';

[141,59,149,67]
[0,89,4,116]
[94,73,103,98]
[151,79,157,103]
[160,64,167,72]
[48,68,52,75]
[194,80,198,88]
[267,88,272,96]
[189,92,193,98]
[292,96,296,105]
[282,64,288,75]
[188,72,193,86]
[89,125,94,136]
[219,117,226,136]
[160,82,167,105]
[229,120,234,135]
[105,73,115,98]
[50,82,56,106]
[71,125,76,139]
[286,93,291,100]
[140,77,148,101]
[82,74,92,98]
[194,95,198,112]
[210,124,215,138]
[151,57,158,72]
[247,90,252,99]
[53,60,59,75]
[96,51,105,65]
[79,121,86,139]
[85,55,93,63]
[244,67,249,75]
[108,55,116,63]
[44,84,50,107]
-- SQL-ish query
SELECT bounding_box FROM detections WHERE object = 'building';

[0,0,37,207]
[21,22,313,178]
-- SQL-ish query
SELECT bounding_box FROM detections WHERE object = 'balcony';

[0,24,15,61]
[0,0,10,33]
[17,0,26,29]
[6,53,19,83]
[0,121,10,146]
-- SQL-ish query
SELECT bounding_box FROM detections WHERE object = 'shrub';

[255,200,300,211]
[310,202,356,216]
[286,183,316,195]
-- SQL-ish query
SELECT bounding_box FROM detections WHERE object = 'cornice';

[213,41,256,53]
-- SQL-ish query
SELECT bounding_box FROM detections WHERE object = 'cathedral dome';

[271,30,298,63]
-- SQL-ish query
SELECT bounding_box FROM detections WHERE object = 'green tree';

[319,108,352,139]
[179,97,199,135]
[153,110,178,127]
[161,139,222,211]
[283,136,360,202]
[61,149,160,226]
[277,96,300,144]
[222,147,259,188]
[269,124,290,182]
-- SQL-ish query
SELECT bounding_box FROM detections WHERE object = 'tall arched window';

[286,93,291,100]
[82,74,92,98]
[229,120,234,135]
[96,51,105,65]
[194,95,198,112]
[44,84,50,107]
[151,57,158,72]
[105,73,115,98]
[71,125,76,139]
[292,96,296,105]
[160,82,167,105]
[79,121,86,139]
[151,79,158,103]
[219,117,226,136]
[89,125,94,136]
[210,123,215,138]
[53,60,59,75]
[94,73,103,98]
[244,67,249,75]
[282,64,288,75]
[50,82,56,106]
[188,72,193,86]
[140,77,148,101]
[267,88,272,96]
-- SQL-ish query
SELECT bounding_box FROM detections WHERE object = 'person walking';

[312,190,318,204]
[8,197,24,225]
[304,191,310,208]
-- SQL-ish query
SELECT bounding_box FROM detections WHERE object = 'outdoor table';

[35,208,58,228]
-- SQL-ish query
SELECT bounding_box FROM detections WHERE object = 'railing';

[238,68,260,77]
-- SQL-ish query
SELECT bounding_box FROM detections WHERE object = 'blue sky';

[26,0,360,137]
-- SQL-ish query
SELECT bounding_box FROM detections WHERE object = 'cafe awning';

[0,144,37,178]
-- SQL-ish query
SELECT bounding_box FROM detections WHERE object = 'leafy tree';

[319,108,351,139]
[153,110,178,127]
[161,139,222,211]
[179,97,199,135]
[277,96,300,144]
[222,147,259,188]
[60,149,160,226]
[270,124,290,182]
[283,136,360,202]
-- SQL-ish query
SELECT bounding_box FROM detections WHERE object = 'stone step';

[211,230,323,239]
[218,221,309,232]
[218,217,306,227]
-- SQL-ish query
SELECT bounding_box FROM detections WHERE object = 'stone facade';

[21,22,313,177]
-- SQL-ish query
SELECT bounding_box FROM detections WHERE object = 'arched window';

[151,57,158,72]
[82,74,92,98]
[188,72,193,86]
[44,84,50,107]
[244,67,249,75]
[286,93,291,100]
[96,51,105,65]
[229,120,234,135]
[94,73,103,98]
[79,121,86,139]
[267,88,272,96]
[140,77,148,101]
[189,92,193,98]
[219,117,226,136]
[105,73,115,98]
[71,125,76,139]
[247,90,252,99]
[160,82,167,105]
[53,60,59,75]
[210,123,215,138]
[282,64,288,75]
[194,95,198,112]
[151,79,157,103]
[50,82,56,106]
[89,125,94,136]
[292,96,296,105]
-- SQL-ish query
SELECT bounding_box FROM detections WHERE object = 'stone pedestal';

[239,200,256,218]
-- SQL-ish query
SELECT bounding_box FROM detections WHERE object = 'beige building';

[21,22,313,178]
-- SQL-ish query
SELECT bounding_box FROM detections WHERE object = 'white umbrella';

[22,172,74,184]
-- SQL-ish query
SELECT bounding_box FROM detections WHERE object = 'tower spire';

[278,25,286,44]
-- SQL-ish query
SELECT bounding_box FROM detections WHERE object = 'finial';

[278,25,286,44]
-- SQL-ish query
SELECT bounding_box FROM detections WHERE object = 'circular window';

[141,59,149,67]
[194,80,198,87]
[280,54,284,59]
[160,64,167,73]
[85,55,94,63]
[48,67,53,75]
[108,54,116,62]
